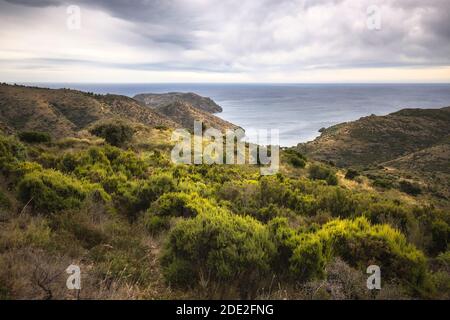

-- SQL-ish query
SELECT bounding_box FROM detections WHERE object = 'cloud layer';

[1,0,449,82]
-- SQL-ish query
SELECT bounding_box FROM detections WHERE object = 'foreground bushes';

[0,135,27,172]
[0,130,447,299]
[290,217,427,289]
[161,209,275,298]
[162,212,428,297]
[18,169,108,213]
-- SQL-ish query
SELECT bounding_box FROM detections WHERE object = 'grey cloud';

[4,0,60,7]
[1,0,450,74]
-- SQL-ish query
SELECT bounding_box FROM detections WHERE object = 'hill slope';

[297,107,450,167]
[156,101,239,132]
[0,84,177,137]
[134,92,223,113]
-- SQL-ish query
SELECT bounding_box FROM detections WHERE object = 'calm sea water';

[35,83,450,147]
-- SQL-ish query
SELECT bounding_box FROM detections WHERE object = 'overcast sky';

[0,0,449,83]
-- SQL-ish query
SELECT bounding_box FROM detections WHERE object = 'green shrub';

[150,192,210,218]
[268,217,302,275]
[430,220,450,254]
[58,152,79,173]
[284,149,307,168]
[18,131,51,144]
[116,173,176,219]
[399,180,422,196]
[17,169,108,213]
[143,213,170,235]
[37,152,59,169]
[161,209,275,298]
[290,157,306,168]
[255,204,282,223]
[372,177,393,189]
[289,217,427,288]
[308,164,338,185]
[0,134,27,172]
[89,122,134,147]
[290,234,329,281]
[364,200,415,234]
[10,161,43,180]
[109,148,147,178]
[345,169,360,180]
[318,188,359,218]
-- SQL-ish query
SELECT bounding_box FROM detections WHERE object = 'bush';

[18,131,51,144]
[116,173,176,218]
[289,217,427,288]
[399,180,422,196]
[371,176,394,189]
[318,188,359,218]
[89,122,134,147]
[284,149,307,168]
[364,200,415,234]
[268,217,302,275]
[63,146,147,183]
[430,220,450,254]
[0,134,27,172]
[17,169,108,213]
[58,152,79,173]
[150,192,212,218]
[290,157,306,168]
[308,164,338,185]
[143,213,170,235]
[161,209,275,298]
[345,169,360,180]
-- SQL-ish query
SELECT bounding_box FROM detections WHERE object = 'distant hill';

[156,101,239,132]
[0,84,239,138]
[0,84,177,137]
[134,92,223,113]
[297,106,450,200]
[297,107,450,168]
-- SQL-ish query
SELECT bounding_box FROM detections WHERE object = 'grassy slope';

[297,107,450,207]
[0,84,178,138]
[297,107,450,167]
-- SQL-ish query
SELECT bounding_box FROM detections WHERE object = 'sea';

[33,83,450,147]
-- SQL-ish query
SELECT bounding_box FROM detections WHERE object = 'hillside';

[0,85,449,300]
[0,84,241,138]
[0,84,177,137]
[156,101,239,132]
[381,139,450,199]
[134,92,223,113]
[297,107,450,168]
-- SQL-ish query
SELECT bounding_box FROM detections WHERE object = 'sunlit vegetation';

[0,129,448,299]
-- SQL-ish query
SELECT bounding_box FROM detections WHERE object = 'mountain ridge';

[297,106,450,167]
[0,84,237,137]
[134,92,223,113]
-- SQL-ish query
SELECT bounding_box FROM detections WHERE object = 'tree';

[18,131,51,144]
[90,122,134,147]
